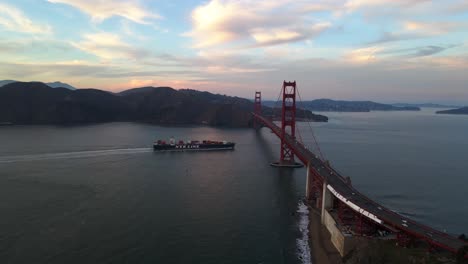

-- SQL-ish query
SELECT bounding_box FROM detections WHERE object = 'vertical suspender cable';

[296,87,326,161]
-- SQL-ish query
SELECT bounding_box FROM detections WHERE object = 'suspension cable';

[296,86,326,161]
[295,121,304,144]
[272,84,283,120]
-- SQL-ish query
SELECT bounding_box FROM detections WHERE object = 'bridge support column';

[321,182,333,224]
[271,81,302,168]
[306,164,313,200]
[253,91,261,129]
[306,164,324,208]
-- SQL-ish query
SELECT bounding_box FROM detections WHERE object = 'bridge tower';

[281,81,296,163]
[254,91,261,129]
[271,81,302,168]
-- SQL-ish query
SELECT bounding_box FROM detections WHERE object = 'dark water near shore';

[0,108,467,263]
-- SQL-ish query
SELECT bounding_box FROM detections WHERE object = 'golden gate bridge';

[252,81,467,258]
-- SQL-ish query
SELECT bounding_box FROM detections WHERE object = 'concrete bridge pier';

[306,164,313,200]
[306,164,325,209]
[321,181,333,224]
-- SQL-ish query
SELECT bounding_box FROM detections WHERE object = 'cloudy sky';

[1,0,467,103]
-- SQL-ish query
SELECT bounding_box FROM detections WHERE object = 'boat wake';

[0,148,152,163]
[297,200,312,264]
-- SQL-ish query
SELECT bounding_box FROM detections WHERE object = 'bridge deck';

[253,113,466,253]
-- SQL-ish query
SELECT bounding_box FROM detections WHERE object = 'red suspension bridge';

[252,81,467,256]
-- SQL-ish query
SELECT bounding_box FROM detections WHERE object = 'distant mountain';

[393,103,460,109]
[263,99,420,112]
[45,81,76,90]
[0,80,16,87]
[0,82,327,126]
[0,80,76,90]
[436,107,468,115]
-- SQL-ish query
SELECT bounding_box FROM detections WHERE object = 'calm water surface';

[0,123,307,264]
[0,108,467,263]
[307,108,468,235]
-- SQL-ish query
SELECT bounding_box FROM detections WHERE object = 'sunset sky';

[1,0,467,104]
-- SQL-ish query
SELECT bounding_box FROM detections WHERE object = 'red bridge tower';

[253,91,262,128]
[271,81,302,168]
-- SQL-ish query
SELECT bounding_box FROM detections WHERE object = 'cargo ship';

[153,138,235,151]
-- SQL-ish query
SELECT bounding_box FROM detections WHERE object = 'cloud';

[47,0,161,24]
[249,23,331,47]
[344,46,383,63]
[448,1,468,14]
[341,0,431,16]
[369,20,465,44]
[0,38,71,54]
[72,32,150,60]
[409,46,448,57]
[344,44,458,64]
[185,0,332,49]
[0,3,51,34]
[344,0,429,11]
[0,61,109,80]
[403,21,464,35]
[369,31,423,44]
[382,45,458,58]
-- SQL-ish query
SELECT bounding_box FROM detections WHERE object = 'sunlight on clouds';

[250,23,331,47]
[251,29,301,45]
[72,32,149,60]
[403,21,461,35]
[128,79,155,88]
[107,78,245,92]
[404,21,424,31]
[345,47,383,63]
[186,0,332,49]
[47,0,161,24]
[186,0,250,47]
[54,60,95,65]
[0,3,51,34]
[204,66,274,74]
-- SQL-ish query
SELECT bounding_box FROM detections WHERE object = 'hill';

[264,99,420,112]
[0,80,16,87]
[0,82,130,124]
[45,81,76,90]
[0,80,76,90]
[436,107,468,115]
[0,82,327,127]
[393,103,461,109]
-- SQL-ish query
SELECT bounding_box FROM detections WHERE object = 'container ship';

[153,138,235,151]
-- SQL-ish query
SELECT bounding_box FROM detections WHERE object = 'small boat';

[153,138,235,152]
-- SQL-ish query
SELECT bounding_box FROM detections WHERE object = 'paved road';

[253,113,467,253]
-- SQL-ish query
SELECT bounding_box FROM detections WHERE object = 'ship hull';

[153,143,235,152]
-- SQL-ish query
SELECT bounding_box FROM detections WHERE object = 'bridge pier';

[306,164,324,209]
[321,182,333,224]
[306,164,312,200]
